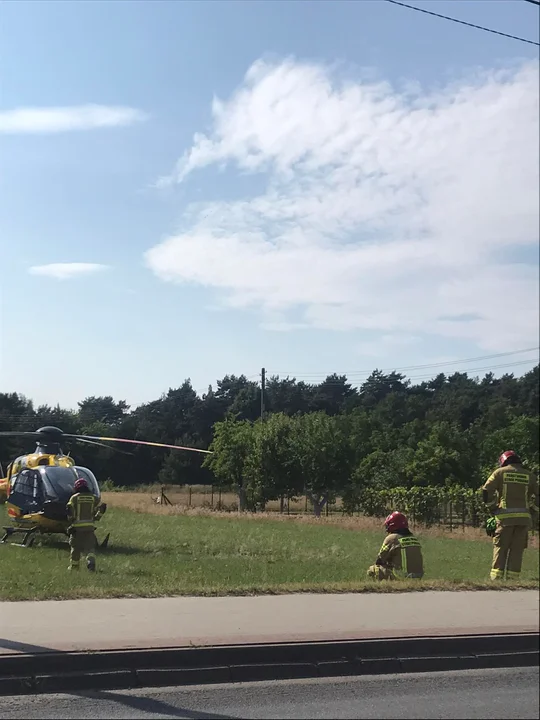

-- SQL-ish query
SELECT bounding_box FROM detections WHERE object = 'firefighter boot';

[87,554,96,572]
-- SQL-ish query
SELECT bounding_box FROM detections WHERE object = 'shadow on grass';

[32,538,157,557]
[100,544,157,557]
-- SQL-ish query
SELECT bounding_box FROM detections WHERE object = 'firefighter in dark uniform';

[482,450,539,581]
[367,511,424,580]
[66,477,105,571]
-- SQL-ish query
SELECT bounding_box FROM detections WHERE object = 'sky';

[1,0,539,411]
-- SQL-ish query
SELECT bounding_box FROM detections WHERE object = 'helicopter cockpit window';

[39,465,99,500]
[11,469,43,511]
[73,467,100,496]
[12,470,39,498]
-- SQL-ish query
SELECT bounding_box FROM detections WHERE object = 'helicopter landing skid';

[1,526,39,547]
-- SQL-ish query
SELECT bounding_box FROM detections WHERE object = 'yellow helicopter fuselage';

[1,451,103,542]
[0,479,7,504]
[1,453,73,505]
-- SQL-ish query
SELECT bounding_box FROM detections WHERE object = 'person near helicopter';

[66,477,106,571]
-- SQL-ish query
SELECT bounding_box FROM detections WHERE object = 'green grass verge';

[0,506,538,601]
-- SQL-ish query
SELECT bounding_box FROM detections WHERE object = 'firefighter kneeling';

[66,477,106,572]
[367,511,424,581]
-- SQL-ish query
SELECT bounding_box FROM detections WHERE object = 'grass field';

[0,502,538,601]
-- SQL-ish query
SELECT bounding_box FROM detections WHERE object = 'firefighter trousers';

[69,528,97,570]
[491,524,528,580]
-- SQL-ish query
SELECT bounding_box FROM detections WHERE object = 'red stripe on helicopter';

[84,436,213,454]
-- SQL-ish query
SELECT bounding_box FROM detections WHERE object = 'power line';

[271,347,540,378]
[385,0,540,46]
[403,359,535,380]
[373,359,535,383]
[265,359,537,388]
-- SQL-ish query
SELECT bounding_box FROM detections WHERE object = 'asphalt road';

[2,667,538,719]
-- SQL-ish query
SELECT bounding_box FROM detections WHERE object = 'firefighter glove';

[485,516,497,537]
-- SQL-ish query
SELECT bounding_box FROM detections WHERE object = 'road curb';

[0,633,537,696]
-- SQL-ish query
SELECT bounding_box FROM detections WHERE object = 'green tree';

[481,415,540,475]
[158,435,213,486]
[309,374,358,415]
[203,418,256,511]
[290,412,353,517]
[265,376,313,415]
[247,413,302,509]
[78,396,130,428]
[0,393,36,471]
[403,421,480,488]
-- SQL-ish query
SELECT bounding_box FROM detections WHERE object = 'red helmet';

[384,511,408,532]
[74,478,89,493]
[499,450,520,467]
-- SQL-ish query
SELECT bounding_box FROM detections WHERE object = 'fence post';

[188,486,192,507]
[449,501,453,532]
[211,485,214,508]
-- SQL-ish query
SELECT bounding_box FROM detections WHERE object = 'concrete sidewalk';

[1,590,538,656]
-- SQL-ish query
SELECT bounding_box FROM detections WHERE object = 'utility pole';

[260,367,266,420]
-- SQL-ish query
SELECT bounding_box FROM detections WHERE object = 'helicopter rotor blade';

[70,437,134,456]
[63,434,213,454]
[0,432,44,439]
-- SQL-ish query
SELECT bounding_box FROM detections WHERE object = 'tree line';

[1,366,538,514]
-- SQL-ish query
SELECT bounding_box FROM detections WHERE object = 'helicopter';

[0,425,211,547]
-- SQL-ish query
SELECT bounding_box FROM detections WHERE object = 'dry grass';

[109,486,313,513]
[101,491,539,548]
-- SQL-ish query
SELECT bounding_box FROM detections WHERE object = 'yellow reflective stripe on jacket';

[68,494,96,527]
[400,548,407,574]
[397,536,421,576]
[397,536,421,547]
[496,512,531,520]
[500,472,529,509]
[503,473,529,484]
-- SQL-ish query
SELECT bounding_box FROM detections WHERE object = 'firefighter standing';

[66,477,104,571]
[367,511,424,580]
[482,450,539,581]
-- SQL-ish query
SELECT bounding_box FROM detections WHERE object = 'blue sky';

[1,0,538,410]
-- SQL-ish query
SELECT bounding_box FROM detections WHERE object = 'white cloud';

[0,105,147,134]
[145,57,540,351]
[28,263,110,279]
[357,334,422,359]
